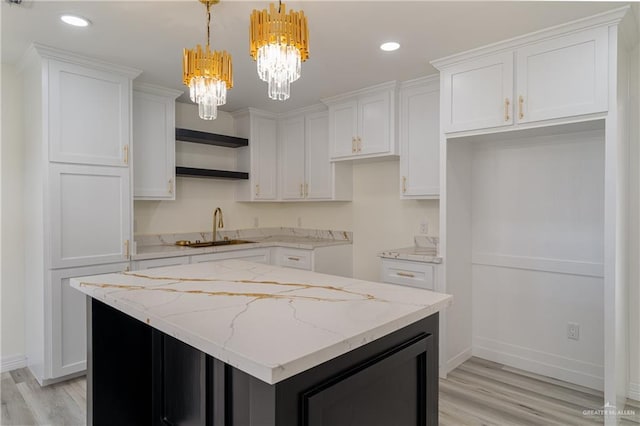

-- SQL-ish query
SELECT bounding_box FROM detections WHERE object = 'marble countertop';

[71,260,452,385]
[378,236,443,264]
[378,246,443,264]
[133,228,352,261]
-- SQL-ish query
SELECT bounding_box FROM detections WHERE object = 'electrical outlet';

[419,218,428,235]
[567,322,580,341]
[297,217,302,227]
[253,217,259,228]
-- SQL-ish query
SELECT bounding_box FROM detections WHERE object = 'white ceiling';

[1,1,628,113]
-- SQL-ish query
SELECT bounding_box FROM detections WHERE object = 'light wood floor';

[2,357,639,425]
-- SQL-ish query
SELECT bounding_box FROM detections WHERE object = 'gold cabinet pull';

[123,145,129,165]
[397,271,415,278]
[518,95,524,119]
[124,239,130,258]
[300,183,304,197]
[304,183,308,197]
[504,98,510,122]
[402,176,407,194]
[287,256,300,261]
[351,137,356,153]
[255,184,260,197]
[168,178,173,195]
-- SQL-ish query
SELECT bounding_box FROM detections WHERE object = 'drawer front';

[190,248,271,265]
[381,259,434,290]
[277,248,313,270]
[133,256,189,271]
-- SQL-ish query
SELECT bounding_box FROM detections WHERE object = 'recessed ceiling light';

[60,14,91,27]
[380,42,400,52]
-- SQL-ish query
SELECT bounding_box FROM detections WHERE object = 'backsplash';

[135,227,353,248]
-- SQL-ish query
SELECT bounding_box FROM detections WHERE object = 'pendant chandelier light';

[249,0,309,101]
[183,0,233,120]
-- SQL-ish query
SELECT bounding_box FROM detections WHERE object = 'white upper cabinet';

[515,27,608,124]
[305,111,336,200]
[278,108,352,201]
[48,60,132,166]
[358,90,392,155]
[234,109,278,201]
[434,24,610,135]
[441,52,514,133]
[279,115,307,200]
[329,101,358,158]
[132,83,182,200]
[49,163,131,268]
[399,76,440,199]
[323,81,398,161]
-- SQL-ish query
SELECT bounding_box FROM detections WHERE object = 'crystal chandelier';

[183,0,233,120]
[249,1,309,101]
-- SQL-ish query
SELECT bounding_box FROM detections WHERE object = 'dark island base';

[88,299,439,426]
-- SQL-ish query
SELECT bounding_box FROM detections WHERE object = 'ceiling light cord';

[206,2,212,48]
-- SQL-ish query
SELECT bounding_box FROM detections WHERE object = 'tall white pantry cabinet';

[432,7,638,424]
[19,44,141,385]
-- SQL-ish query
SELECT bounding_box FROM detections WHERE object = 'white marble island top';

[71,260,451,385]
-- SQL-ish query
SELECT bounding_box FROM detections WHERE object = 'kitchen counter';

[71,260,450,384]
[132,227,353,261]
[73,260,450,425]
[378,246,442,264]
[379,236,443,264]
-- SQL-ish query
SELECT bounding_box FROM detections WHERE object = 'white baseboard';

[629,382,640,402]
[446,347,473,374]
[473,336,604,391]
[1,354,27,373]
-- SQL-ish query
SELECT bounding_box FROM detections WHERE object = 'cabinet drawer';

[133,256,189,271]
[381,259,434,290]
[190,248,271,265]
[276,248,313,270]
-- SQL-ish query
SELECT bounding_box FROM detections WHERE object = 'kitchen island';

[71,260,451,426]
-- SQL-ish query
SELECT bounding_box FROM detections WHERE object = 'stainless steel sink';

[175,239,255,248]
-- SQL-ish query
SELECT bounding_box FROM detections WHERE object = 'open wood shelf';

[175,128,248,148]
[175,167,249,180]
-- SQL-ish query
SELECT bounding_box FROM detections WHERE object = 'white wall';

[628,4,640,400]
[134,102,439,282]
[1,63,26,366]
[470,129,606,390]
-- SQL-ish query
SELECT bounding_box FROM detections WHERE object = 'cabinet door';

[50,164,131,268]
[279,116,306,200]
[358,90,391,155]
[49,262,129,379]
[133,90,176,200]
[516,27,608,123]
[252,116,278,200]
[305,111,333,200]
[49,60,130,166]
[442,52,514,133]
[329,101,358,159]
[399,84,440,198]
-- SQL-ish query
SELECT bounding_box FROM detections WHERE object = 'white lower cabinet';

[49,262,129,381]
[190,248,272,265]
[380,258,435,290]
[274,245,353,277]
[274,247,313,270]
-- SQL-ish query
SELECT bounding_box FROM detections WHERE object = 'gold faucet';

[212,207,224,242]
